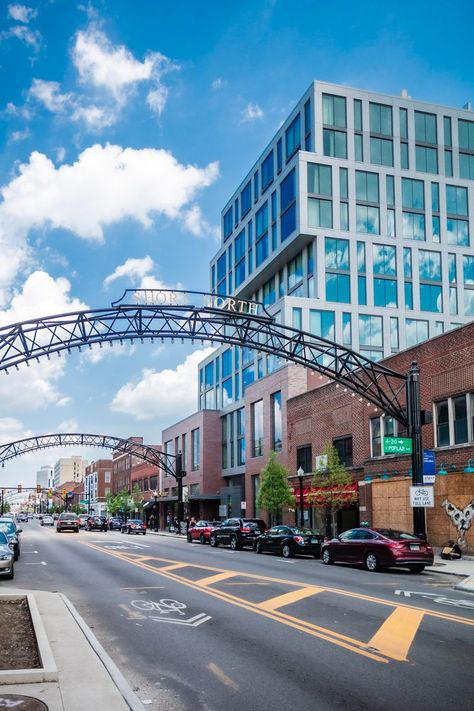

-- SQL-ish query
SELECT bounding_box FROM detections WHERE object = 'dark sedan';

[321,527,434,573]
[187,520,221,544]
[107,517,123,531]
[85,516,107,531]
[255,526,324,558]
[121,519,146,535]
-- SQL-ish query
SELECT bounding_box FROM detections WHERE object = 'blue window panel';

[222,349,232,378]
[223,207,233,240]
[271,191,277,221]
[256,203,268,237]
[404,281,413,309]
[359,314,383,347]
[277,138,282,172]
[234,261,245,288]
[373,244,396,276]
[420,284,443,312]
[406,319,429,348]
[256,234,268,267]
[354,100,362,131]
[234,229,245,261]
[354,134,363,161]
[204,362,214,388]
[446,185,468,216]
[234,346,240,370]
[449,254,457,283]
[240,182,252,218]
[211,264,215,291]
[431,183,439,211]
[415,145,438,174]
[235,373,240,402]
[310,309,335,340]
[217,253,226,281]
[199,367,203,392]
[464,290,474,317]
[356,171,379,202]
[280,169,296,212]
[325,237,349,270]
[323,94,346,127]
[357,241,366,273]
[340,202,349,231]
[242,347,254,366]
[242,365,255,393]
[374,278,397,307]
[463,256,474,285]
[386,175,395,206]
[459,119,474,150]
[308,198,332,228]
[419,250,441,281]
[248,248,253,274]
[400,142,409,169]
[356,205,380,234]
[292,307,302,330]
[402,212,426,240]
[217,279,227,296]
[450,287,458,315]
[447,219,469,246]
[403,248,412,277]
[370,137,393,166]
[280,204,296,242]
[271,223,277,251]
[400,108,408,139]
[358,275,367,305]
[445,150,453,177]
[370,103,393,136]
[261,150,274,191]
[253,171,259,202]
[460,152,474,180]
[286,115,301,160]
[402,179,425,209]
[415,112,437,143]
[307,164,332,196]
[234,198,239,228]
[323,129,347,158]
[326,273,351,303]
[304,98,312,134]
[222,377,233,407]
[343,313,352,345]
[432,216,440,242]
[263,278,276,306]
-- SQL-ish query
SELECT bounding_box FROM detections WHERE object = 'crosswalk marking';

[367,606,425,661]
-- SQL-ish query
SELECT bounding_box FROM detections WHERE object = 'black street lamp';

[153,491,159,532]
[297,466,304,527]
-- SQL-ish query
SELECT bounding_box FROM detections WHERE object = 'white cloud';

[211,78,227,90]
[180,204,217,238]
[0,144,218,300]
[146,86,168,116]
[2,24,41,51]
[241,103,264,122]
[80,341,136,365]
[56,147,66,163]
[10,128,30,142]
[103,256,154,287]
[110,347,214,421]
[28,79,72,113]
[70,103,116,129]
[56,419,78,432]
[7,4,37,23]
[0,417,33,445]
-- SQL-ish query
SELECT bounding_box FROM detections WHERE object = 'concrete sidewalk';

[0,589,144,710]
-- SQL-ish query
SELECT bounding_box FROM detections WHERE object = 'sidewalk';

[0,589,144,710]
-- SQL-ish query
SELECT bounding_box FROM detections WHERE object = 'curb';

[454,576,474,594]
[59,593,145,711]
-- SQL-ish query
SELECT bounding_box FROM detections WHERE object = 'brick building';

[84,459,113,517]
[286,322,474,551]
[112,437,143,494]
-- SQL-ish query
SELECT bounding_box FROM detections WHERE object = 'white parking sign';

[409,486,434,507]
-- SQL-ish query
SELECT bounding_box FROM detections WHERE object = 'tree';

[308,443,358,537]
[256,451,296,525]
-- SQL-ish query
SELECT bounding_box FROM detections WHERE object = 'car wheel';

[142,532,146,536]
[230,535,240,551]
[57,529,61,533]
[187,533,192,543]
[6,564,14,580]
[281,543,293,558]
[255,541,263,554]
[199,534,206,545]
[127,528,131,534]
[365,552,379,572]
[409,565,425,574]
[322,548,333,565]
[210,534,218,547]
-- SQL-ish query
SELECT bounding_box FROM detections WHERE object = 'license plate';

[310,538,319,543]
[409,544,420,550]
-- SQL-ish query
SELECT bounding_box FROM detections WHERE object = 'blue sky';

[0,0,473,487]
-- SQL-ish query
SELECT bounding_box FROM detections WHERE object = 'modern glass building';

[197,80,474,485]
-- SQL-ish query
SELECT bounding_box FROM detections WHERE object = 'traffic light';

[36,484,42,494]
[62,489,66,498]
[48,488,53,498]
[17,484,22,493]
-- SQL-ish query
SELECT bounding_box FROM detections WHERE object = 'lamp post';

[297,466,304,527]
[153,491,159,532]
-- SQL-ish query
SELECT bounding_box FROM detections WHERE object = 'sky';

[0,0,473,489]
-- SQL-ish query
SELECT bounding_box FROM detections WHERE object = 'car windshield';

[0,522,15,535]
[290,528,316,536]
[375,529,419,541]
[129,520,142,524]
[60,514,77,520]
[243,520,266,530]
[0,532,8,545]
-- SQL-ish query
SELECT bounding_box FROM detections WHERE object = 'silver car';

[0,531,14,579]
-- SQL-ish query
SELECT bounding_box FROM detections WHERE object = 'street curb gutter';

[0,593,58,685]
[454,576,474,593]
[59,593,145,711]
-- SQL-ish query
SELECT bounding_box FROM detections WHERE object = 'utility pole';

[407,361,426,539]
[176,452,185,530]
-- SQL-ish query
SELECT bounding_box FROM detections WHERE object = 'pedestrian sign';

[383,437,412,455]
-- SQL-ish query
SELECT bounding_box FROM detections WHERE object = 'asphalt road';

[5,520,474,711]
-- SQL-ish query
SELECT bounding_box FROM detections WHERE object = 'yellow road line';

[367,607,425,661]
[208,663,239,691]
[159,562,190,572]
[258,586,324,611]
[196,571,238,586]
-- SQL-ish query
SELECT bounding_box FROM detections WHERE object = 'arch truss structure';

[0,433,177,477]
[0,289,408,425]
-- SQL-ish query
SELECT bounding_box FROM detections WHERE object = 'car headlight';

[0,553,12,560]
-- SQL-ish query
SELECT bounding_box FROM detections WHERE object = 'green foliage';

[106,487,143,516]
[308,443,358,513]
[256,451,296,521]
[71,504,86,514]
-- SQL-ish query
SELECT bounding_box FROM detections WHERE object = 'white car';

[41,515,54,526]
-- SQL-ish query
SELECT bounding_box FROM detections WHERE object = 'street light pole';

[407,361,426,539]
[153,491,158,532]
[297,467,304,527]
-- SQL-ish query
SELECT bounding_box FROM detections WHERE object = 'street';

[6,520,474,711]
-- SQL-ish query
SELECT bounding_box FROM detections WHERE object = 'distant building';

[84,459,113,517]
[53,456,87,489]
[36,465,54,490]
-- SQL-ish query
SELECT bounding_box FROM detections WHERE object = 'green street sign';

[80,499,89,505]
[384,437,413,455]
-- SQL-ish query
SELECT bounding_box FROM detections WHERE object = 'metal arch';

[0,433,177,478]
[0,302,408,425]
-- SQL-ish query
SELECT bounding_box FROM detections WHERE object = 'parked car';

[53,514,59,520]
[321,527,434,573]
[187,520,221,544]
[16,513,28,522]
[41,515,54,526]
[254,526,324,558]
[78,514,89,529]
[0,531,14,579]
[86,516,107,532]
[56,513,80,533]
[121,519,146,535]
[107,517,123,531]
[209,518,267,550]
[0,519,21,560]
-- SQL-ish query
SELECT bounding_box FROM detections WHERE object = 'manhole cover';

[0,695,48,710]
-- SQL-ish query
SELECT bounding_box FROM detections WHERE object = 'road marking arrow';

[149,612,212,627]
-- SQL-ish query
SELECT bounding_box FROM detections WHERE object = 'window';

[236,408,245,466]
[217,252,226,295]
[221,416,228,469]
[307,164,332,196]
[460,152,474,180]
[445,150,453,177]
[356,205,380,234]
[261,151,274,192]
[373,244,396,275]
[444,116,452,146]
[340,168,348,199]
[252,400,263,457]
[356,171,379,203]
[370,103,392,135]
[416,145,438,174]
[288,252,303,292]
[304,98,312,150]
[286,115,301,160]
[415,111,437,144]
[222,349,232,378]
[354,133,363,161]
[402,212,425,240]
[370,416,399,457]
[296,445,312,474]
[223,207,233,240]
[447,218,469,246]
[458,119,474,150]
[446,185,468,216]
[241,181,251,218]
[263,277,276,306]
[308,198,332,228]
[400,142,409,169]
[280,169,296,241]
[405,319,428,347]
[386,175,395,206]
[373,244,397,308]
[234,229,246,287]
[333,436,353,467]
[399,108,408,139]
[310,309,335,340]
[343,313,352,345]
[435,394,474,447]
[191,429,200,471]
[390,317,399,352]
[402,179,424,209]
[359,315,383,348]
[255,203,268,267]
[354,99,362,131]
[277,138,282,172]
[222,377,233,407]
[322,94,346,127]
[431,183,439,211]
[370,137,393,166]
[204,361,214,389]
[323,129,347,158]
[271,392,282,452]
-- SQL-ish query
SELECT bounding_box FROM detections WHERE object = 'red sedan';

[321,527,434,573]
[187,520,221,544]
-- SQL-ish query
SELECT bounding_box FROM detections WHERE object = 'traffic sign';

[423,450,436,484]
[384,437,413,454]
[409,486,434,507]
[80,499,89,505]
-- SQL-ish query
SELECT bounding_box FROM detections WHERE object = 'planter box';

[0,594,58,685]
